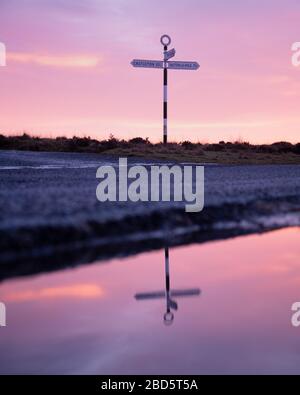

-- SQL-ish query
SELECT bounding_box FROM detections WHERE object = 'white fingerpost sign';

[164,48,176,61]
[131,34,200,143]
[168,61,199,70]
[130,59,164,69]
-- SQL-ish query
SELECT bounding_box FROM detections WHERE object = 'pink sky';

[0,0,300,143]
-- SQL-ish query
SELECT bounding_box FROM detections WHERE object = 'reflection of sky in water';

[4,284,104,302]
[0,227,300,374]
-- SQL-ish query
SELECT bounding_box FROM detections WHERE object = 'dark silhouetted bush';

[271,141,294,153]
[181,141,194,149]
[207,143,225,151]
[129,137,150,144]
[293,143,300,154]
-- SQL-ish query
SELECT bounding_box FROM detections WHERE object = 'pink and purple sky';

[0,0,300,143]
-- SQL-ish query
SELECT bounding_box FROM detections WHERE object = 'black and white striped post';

[161,35,171,144]
[163,52,168,144]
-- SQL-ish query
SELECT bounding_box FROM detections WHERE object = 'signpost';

[134,247,201,325]
[131,34,200,144]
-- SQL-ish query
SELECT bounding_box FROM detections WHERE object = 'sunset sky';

[0,0,300,143]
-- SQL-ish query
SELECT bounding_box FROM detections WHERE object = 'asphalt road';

[0,150,299,277]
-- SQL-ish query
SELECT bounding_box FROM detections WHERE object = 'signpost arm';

[163,45,168,144]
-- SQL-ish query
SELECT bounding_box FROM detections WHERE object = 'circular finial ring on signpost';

[163,311,174,325]
[160,34,171,47]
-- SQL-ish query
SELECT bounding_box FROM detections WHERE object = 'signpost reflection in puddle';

[134,247,201,325]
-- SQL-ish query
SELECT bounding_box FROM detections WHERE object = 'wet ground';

[0,228,300,374]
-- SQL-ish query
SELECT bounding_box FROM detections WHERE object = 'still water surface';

[0,227,300,374]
